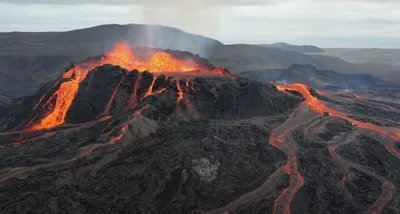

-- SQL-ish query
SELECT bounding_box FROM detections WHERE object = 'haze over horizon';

[1,0,400,48]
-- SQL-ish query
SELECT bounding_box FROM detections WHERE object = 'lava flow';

[275,83,400,142]
[265,82,400,213]
[29,42,226,131]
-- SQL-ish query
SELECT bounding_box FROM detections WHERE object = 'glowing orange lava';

[268,124,305,214]
[140,76,168,101]
[29,42,225,131]
[275,83,400,144]
[176,78,184,103]
[270,82,400,213]
[317,90,327,96]
[33,95,46,110]
[212,67,226,74]
[103,74,126,115]
[128,74,141,106]
[141,77,157,101]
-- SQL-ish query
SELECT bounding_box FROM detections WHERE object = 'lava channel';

[275,83,400,143]
[265,82,400,214]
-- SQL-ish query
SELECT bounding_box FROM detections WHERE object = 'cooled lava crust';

[0,43,400,214]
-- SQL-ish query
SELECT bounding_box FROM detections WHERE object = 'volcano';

[1,43,400,214]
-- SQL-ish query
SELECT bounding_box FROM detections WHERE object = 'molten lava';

[176,79,184,103]
[275,83,400,143]
[103,74,126,116]
[270,82,400,213]
[140,77,168,101]
[141,77,157,101]
[29,42,225,131]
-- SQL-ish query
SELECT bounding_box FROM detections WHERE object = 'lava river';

[275,83,400,143]
[206,82,400,214]
[28,42,225,131]
[271,82,400,213]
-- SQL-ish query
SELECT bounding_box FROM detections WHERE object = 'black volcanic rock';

[0,62,297,133]
[1,61,400,214]
[0,63,303,213]
[66,65,132,123]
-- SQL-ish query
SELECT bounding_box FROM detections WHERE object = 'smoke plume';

[125,0,228,57]
[140,1,221,37]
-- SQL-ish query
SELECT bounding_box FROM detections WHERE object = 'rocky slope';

[0,61,302,213]
[1,46,400,214]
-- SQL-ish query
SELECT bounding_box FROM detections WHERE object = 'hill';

[261,42,325,53]
[320,48,400,66]
[208,44,359,75]
[314,48,400,84]
[239,64,397,90]
[0,24,222,56]
[0,24,399,104]
[0,24,222,103]
[1,47,400,213]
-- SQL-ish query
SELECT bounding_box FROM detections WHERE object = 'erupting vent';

[28,42,227,131]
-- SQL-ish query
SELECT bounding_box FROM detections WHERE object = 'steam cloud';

[138,1,221,42]
[0,0,281,57]
[127,0,283,56]
[0,0,276,5]
[130,0,285,57]
[127,0,229,57]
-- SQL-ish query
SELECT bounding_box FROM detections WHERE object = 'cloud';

[227,0,400,22]
[0,0,282,6]
[0,0,398,5]
[1,0,400,48]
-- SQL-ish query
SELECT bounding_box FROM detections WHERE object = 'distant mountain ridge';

[0,24,223,103]
[261,42,325,53]
[0,23,397,104]
[0,24,222,57]
[239,64,396,90]
[208,44,356,75]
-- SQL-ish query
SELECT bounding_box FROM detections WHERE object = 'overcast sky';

[1,0,399,48]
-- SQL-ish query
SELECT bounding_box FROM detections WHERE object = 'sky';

[1,0,400,48]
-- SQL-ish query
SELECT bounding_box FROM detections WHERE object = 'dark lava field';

[0,43,400,214]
